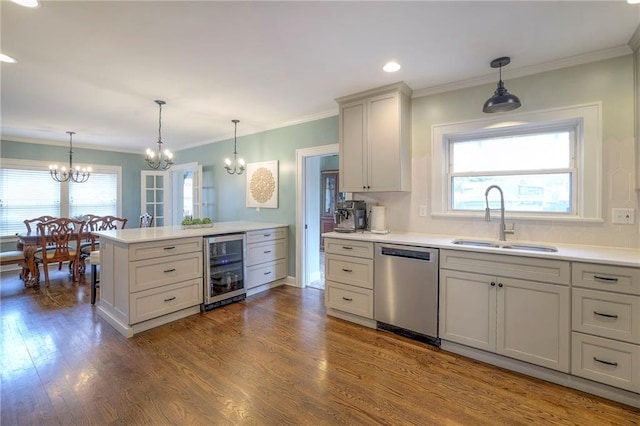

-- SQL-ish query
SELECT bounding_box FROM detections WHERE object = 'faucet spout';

[484,185,514,241]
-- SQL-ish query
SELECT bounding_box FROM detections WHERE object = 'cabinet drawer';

[572,263,640,295]
[246,239,286,266]
[130,252,203,292]
[325,254,373,289]
[326,281,374,319]
[440,249,570,285]
[246,259,286,289]
[130,278,203,325]
[571,332,640,393]
[572,288,640,344]
[325,238,374,259]
[129,237,202,261]
[246,228,286,244]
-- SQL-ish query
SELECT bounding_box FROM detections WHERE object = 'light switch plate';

[612,208,635,224]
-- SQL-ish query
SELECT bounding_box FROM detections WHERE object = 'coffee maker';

[334,200,366,233]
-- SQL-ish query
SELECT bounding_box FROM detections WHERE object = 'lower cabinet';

[245,227,288,293]
[97,236,204,337]
[439,250,570,372]
[324,238,375,328]
[570,262,640,393]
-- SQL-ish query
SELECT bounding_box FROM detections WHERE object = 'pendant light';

[49,131,91,183]
[224,119,245,175]
[145,100,174,170]
[482,57,521,113]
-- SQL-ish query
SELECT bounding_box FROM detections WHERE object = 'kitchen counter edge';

[93,221,288,244]
[322,231,640,268]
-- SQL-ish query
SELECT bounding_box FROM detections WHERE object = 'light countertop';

[93,221,288,244]
[322,231,640,268]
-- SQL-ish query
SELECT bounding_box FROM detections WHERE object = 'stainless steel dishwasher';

[374,243,439,345]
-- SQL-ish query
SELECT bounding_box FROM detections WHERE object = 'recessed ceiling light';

[383,61,401,73]
[0,54,17,64]
[11,0,40,8]
[628,0,640,4]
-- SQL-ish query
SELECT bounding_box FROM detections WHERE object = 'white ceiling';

[1,1,639,153]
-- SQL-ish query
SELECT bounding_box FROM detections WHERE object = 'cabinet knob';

[490,282,496,286]
[498,283,503,288]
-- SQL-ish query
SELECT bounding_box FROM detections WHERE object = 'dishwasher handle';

[378,245,436,261]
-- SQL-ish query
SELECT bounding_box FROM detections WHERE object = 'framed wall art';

[246,160,278,208]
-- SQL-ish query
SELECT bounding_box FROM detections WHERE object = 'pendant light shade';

[482,57,521,113]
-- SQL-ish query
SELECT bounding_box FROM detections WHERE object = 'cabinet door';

[496,278,570,372]
[367,92,401,191]
[439,269,495,351]
[339,100,366,192]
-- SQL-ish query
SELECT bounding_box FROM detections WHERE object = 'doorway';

[295,144,339,290]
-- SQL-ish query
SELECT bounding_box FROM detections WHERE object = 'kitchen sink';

[451,239,500,248]
[500,243,558,252]
[451,239,558,252]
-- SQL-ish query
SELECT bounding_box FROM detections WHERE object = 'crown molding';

[413,45,633,98]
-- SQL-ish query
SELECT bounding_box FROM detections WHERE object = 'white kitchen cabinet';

[245,227,288,294]
[336,82,412,192]
[324,237,375,328]
[571,262,640,393]
[439,250,570,372]
[97,236,203,337]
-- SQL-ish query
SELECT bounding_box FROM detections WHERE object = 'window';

[450,126,576,214]
[0,158,122,237]
[431,103,602,222]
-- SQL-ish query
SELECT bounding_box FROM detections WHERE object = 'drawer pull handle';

[342,297,353,301]
[164,268,176,273]
[263,234,271,237]
[593,357,618,367]
[164,296,176,302]
[164,246,176,250]
[342,246,353,250]
[593,311,618,319]
[342,268,353,272]
[264,250,272,254]
[593,275,618,283]
[264,271,271,275]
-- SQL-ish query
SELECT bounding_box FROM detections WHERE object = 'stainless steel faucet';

[484,185,515,241]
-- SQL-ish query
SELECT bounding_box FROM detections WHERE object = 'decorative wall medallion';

[246,160,278,208]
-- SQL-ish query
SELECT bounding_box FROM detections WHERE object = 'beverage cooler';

[203,233,246,311]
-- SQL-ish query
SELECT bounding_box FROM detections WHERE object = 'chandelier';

[145,100,174,170]
[224,119,245,175]
[49,131,91,183]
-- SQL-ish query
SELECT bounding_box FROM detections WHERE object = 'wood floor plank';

[1,269,639,425]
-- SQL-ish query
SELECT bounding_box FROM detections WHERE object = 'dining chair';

[139,213,154,228]
[21,215,59,278]
[33,218,85,287]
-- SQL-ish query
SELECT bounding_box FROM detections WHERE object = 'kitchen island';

[93,221,288,338]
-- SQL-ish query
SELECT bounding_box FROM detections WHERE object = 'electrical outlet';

[612,208,635,225]
[419,205,428,217]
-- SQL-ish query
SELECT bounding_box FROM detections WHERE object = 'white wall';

[361,55,639,249]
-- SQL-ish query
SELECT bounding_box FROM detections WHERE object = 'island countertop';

[93,221,288,244]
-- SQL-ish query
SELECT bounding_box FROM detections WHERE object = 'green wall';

[1,116,339,275]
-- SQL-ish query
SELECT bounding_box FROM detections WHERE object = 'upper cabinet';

[336,82,412,192]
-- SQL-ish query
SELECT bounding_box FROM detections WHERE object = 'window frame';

[431,102,603,222]
[0,158,122,239]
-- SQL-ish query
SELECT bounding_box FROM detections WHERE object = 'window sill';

[431,212,604,224]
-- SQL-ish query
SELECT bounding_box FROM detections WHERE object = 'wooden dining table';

[17,229,95,287]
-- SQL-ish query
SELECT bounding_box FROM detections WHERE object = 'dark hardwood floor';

[1,268,639,425]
